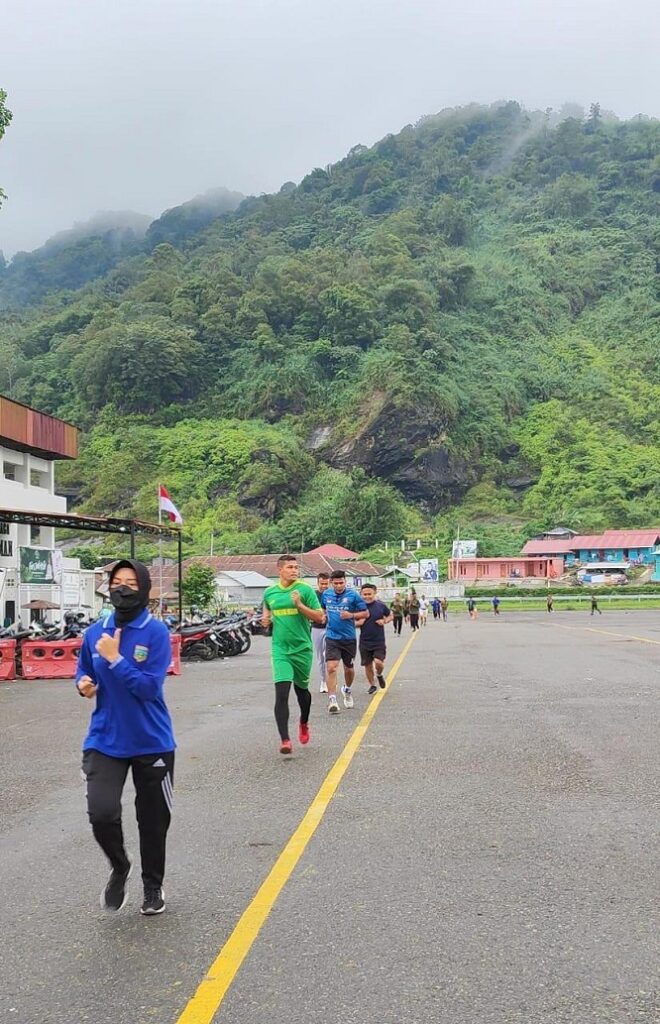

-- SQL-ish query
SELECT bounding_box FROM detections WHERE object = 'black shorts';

[325,638,357,667]
[360,644,386,666]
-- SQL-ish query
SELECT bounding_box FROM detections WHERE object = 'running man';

[492,596,501,616]
[312,572,330,692]
[321,570,368,712]
[546,594,554,613]
[408,591,420,631]
[359,584,392,694]
[590,594,602,616]
[419,595,428,626]
[467,597,478,620]
[431,597,441,620]
[76,559,175,916]
[440,596,448,621]
[262,555,325,753]
[390,593,404,635]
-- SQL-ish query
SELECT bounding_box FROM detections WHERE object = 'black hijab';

[108,559,152,626]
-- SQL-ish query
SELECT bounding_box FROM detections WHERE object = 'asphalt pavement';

[1,611,659,1024]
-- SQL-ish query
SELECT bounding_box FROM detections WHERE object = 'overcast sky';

[1,0,658,256]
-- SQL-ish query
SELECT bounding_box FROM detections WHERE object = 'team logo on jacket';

[133,644,149,663]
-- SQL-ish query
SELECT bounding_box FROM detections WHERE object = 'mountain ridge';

[1,100,658,554]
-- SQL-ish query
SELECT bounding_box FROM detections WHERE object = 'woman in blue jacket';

[77,559,175,916]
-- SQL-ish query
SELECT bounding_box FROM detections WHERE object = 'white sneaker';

[320,682,328,693]
[341,685,354,709]
[328,696,339,714]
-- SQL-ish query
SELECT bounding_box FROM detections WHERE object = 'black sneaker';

[377,674,386,689]
[367,684,378,694]
[140,886,166,916]
[100,862,131,911]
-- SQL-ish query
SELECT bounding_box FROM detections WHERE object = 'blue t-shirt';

[75,610,176,758]
[321,587,367,641]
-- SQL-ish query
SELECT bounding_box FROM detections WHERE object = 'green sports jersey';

[263,581,321,654]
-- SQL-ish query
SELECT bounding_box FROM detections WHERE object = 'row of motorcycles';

[0,609,258,668]
[174,611,253,661]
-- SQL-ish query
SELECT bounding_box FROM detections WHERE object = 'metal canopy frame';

[0,507,183,620]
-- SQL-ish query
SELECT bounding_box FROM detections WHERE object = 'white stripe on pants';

[312,628,327,685]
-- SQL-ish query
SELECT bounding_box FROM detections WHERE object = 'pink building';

[447,556,564,582]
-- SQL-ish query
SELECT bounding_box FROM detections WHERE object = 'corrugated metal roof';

[218,570,272,587]
[599,530,660,548]
[521,539,574,554]
[307,544,360,558]
[571,535,608,548]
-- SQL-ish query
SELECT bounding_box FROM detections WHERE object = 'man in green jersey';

[262,555,325,754]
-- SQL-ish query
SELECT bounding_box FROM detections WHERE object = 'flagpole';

[158,483,163,618]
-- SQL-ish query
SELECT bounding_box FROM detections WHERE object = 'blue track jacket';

[76,610,176,758]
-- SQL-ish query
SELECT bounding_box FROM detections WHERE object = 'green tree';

[76,318,204,412]
[0,88,13,208]
[182,563,217,610]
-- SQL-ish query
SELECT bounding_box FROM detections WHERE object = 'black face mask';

[110,585,143,613]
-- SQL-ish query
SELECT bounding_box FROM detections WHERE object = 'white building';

[0,397,94,624]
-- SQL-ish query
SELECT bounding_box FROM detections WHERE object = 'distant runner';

[312,572,330,692]
[492,596,501,616]
[321,571,368,712]
[590,594,602,616]
[419,596,428,626]
[391,593,404,635]
[358,584,392,694]
[262,555,324,754]
[467,597,478,620]
[431,597,441,620]
[440,596,448,622]
[546,594,554,613]
[408,591,420,631]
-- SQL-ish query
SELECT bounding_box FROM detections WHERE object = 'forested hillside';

[1,101,659,555]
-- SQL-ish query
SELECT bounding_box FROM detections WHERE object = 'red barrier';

[168,633,182,676]
[0,638,17,681]
[20,638,82,679]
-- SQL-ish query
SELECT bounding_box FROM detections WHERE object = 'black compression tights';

[274,682,311,741]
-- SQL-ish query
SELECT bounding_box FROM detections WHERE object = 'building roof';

[217,570,272,587]
[0,395,79,460]
[599,530,660,548]
[572,531,660,549]
[521,539,575,555]
[523,529,660,557]
[306,543,360,558]
[185,553,386,579]
[543,526,577,537]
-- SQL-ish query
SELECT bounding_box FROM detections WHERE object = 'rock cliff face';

[317,404,477,512]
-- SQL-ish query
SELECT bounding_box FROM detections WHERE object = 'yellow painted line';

[554,623,660,646]
[175,631,418,1024]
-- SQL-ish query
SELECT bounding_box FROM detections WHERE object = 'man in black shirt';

[358,584,393,694]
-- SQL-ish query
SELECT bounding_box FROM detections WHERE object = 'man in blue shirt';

[321,570,368,712]
[76,559,175,917]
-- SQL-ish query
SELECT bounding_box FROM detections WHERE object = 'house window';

[3,462,16,481]
[30,525,41,545]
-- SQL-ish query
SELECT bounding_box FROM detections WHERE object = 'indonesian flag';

[159,485,183,524]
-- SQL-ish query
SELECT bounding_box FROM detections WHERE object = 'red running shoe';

[280,739,293,755]
[298,721,310,745]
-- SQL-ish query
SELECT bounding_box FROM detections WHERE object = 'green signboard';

[19,547,62,584]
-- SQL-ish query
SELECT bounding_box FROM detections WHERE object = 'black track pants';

[392,616,403,635]
[274,682,311,741]
[82,748,174,888]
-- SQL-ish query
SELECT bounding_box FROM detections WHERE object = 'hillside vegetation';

[1,101,659,555]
